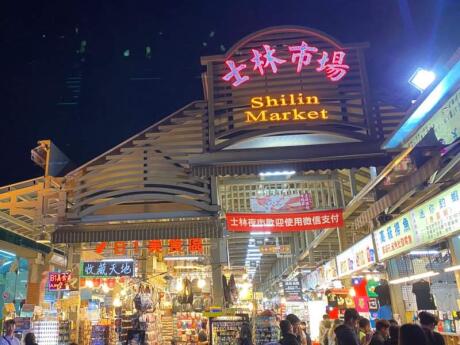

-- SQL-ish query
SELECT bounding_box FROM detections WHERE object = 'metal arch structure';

[63,101,217,222]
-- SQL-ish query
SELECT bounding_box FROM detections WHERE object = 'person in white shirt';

[0,319,20,345]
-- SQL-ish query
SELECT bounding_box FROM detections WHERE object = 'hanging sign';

[226,209,343,232]
[94,238,204,256]
[259,245,291,255]
[81,260,134,278]
[223,41,349,87]
[374,181,460,261]
[48,272,71,291]
[282,277,303,302]
[336,235,376,277]
[250,193,313,212]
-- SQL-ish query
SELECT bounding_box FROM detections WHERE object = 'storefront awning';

[190,142,392,177]
[52,218,222,243]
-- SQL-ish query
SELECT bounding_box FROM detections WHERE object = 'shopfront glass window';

[0,253,29,318]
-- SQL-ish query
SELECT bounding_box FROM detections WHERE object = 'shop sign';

[323,259,338,282]
[407,88,460,148]
[336,235,376,277]
[282,277,303,302]
[374,181,460,260]
[48,272,71,291]
[244,94,328,124]
[250,193,313,212]
[223,42,349,87]
[259,245,291,255]
[14,317,31,331]
[226,209,343,232]
[94,238,204,256]
[81,260,134,278]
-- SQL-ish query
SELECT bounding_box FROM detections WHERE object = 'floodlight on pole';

[408,68,436,91]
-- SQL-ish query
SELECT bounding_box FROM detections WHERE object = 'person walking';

[399,324,428,345]
[300,321,312,345]
[358,318,372,345]
[24,333,38,345]
[0,320,20,345]
[328,319,343,345]
[334,309,360,345]
[369,320,390,345]
[319,315,331,345]
[384,325,399,345]
[419,311,445,345]
[238,322,253,345]
[280,320,300,345]
[286,314,308,345]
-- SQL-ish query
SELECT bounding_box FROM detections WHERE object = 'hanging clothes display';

[412,280,436,310]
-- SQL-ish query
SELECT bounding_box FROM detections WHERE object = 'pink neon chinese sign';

[222,41,349,87]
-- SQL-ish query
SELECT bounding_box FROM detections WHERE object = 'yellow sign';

[259,245,291,254]
[245,93,328,123]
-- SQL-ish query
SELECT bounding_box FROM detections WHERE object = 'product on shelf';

[33,320,59,345]
[210,315,249,345]
[255,314,280,345]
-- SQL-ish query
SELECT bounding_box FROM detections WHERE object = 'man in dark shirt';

[335,308,360,345]
[419,311,445,345]
[369,319,390,345]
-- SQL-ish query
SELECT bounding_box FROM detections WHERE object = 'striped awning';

[52,218,222,243]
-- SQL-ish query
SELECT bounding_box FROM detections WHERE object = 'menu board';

[336,235,376,277]
[283,277,303,302]
[374,182,460,260]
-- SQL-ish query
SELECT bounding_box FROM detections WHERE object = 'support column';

[387,259,407,323]
[210,238,226,306]
[27,253,48,305]
[448,236,460,309]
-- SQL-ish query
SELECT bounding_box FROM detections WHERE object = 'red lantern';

[80,278,86,287]
[107,278,116,288]
[93,278,101,287]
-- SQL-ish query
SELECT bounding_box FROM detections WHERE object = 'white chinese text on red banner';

[226,209,343,232]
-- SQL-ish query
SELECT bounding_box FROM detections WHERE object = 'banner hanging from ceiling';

[226,209,343,232]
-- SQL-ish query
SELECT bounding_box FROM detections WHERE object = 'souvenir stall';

[255,310,280,345]
[335,234,386,327]
[374,182,460,344]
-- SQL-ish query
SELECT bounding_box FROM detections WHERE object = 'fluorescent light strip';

[163,256,201,261]
[0,250,16,257]
[409,250,440,255]
[384,59,460,149]
[389,271,439,285]
[250,231,272,236]
[444,265,460,273]
[102,258,134,262]
[259,170,296,177]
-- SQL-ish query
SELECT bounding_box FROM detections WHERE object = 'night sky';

[1,0,459,185]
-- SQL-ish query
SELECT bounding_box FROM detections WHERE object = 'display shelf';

[33,320,59,345]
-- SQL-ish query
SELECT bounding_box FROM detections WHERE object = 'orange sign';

[245,94,328,123]
[94,239,204,256]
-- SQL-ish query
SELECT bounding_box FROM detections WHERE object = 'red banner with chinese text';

[226,209,343,232]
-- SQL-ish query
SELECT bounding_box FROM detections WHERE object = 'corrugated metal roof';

[52,218,222,243]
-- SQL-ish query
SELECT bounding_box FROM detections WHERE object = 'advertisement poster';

[283,277,303,302]
[336,235,376,277]
[250,193,313,212]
